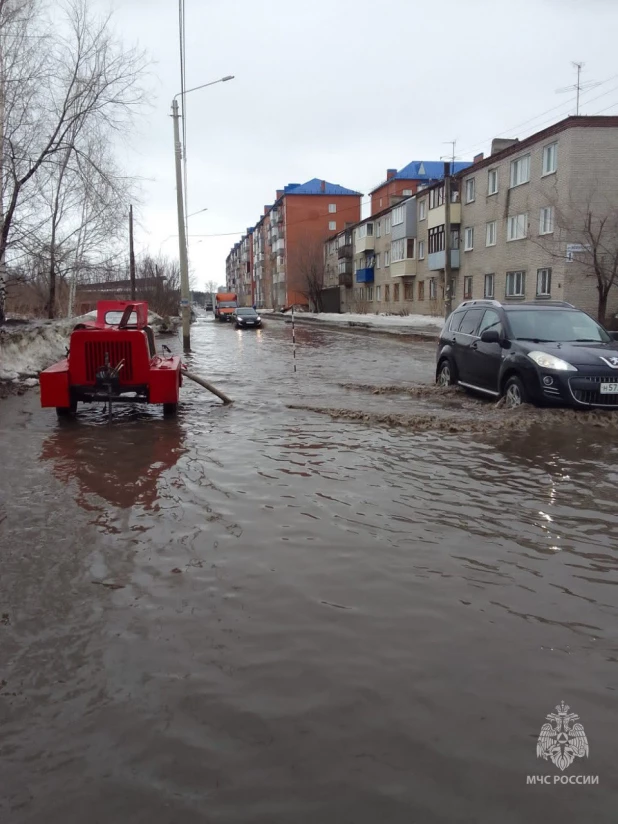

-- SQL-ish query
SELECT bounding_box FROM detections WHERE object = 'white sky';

[95,0,618,290]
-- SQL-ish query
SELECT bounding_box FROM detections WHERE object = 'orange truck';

[214,292,238,322]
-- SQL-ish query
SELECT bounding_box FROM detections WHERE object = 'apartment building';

[226,178,361,310]
[370,160,470,216]
[453,116,618,320]
[252,207,273,308]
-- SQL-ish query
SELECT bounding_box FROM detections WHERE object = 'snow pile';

[0,320,73,381]
[311,312,444,329]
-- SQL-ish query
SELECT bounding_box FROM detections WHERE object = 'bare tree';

[536,186,618,326]
[136,253,180,318]
[0,0,148,322]
[295,236,326,312]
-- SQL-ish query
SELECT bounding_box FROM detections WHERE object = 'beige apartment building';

[454,115,618,321]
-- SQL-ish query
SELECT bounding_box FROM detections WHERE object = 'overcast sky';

[95,0,618,290]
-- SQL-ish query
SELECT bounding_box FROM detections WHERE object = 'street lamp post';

[171,76,234,353]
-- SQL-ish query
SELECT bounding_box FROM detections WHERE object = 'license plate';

[600,383,618,394]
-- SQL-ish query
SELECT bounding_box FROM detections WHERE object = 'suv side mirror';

[480,329,501,344]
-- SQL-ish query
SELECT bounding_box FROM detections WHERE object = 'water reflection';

[39,418,187,510]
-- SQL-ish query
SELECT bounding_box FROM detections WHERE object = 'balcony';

[355,235,375,254]
[356,267,374,283]
[339,272,353,287]
[338,260,353,275]
[427,249,460,271]
[390,259,416,277]
[337,243,352,259]
[427,202,461,229]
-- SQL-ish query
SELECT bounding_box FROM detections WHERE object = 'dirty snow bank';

[0,319,73,382]
[311,312,444,328]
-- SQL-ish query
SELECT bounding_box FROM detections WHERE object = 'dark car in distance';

[233,307,262,329]
[436,300,618,409]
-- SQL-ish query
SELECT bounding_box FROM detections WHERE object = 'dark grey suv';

[436,299,618,408]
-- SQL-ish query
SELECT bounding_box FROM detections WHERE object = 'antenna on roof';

[556,61,600,115]
[441,140,458,166]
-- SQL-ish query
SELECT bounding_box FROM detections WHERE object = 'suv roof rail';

[457,299,502,309]
[516,300,575,308]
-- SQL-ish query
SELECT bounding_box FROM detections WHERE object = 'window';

[406,238,415,259]
[486,220,497,246]
[418,239,425,260]
[391,238,405,262]
[393,283,400,301]
[484,273,495,298]
[463,276,473,299]
[329,221,336,231]
[542,143,557,176]
[510,154,530,187]
[376,221,381,238]
[328,203,337,213]
[402,189,413,196]
[392,205,405,226]
[507,213,527,241]
[537,268,552,296]
[404,283,414,300]
[418,281,425,301]
[429,278,437,300]
[428,225,445,254]
[418,199,427,220]
[338,260,348,274]
[384,250,390,266]
[367,286,374,301]
[429,186,445,209]
[384,216,391,234]
[465,178,475,203]
[358,287,365,301]
[358,223,373,238]
[376,285,381,301]
[375,253,381,269]
[506,270,525,297]
[488,169,498,195]
[464,227,474,251]
[539,206,554,235]
[450,227,460,249]
[459,308,484,335]
[385,285,390,302]
[478,309,502,336]
[379,198,383,207]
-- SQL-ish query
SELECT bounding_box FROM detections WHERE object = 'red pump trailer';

[40,301,182,419]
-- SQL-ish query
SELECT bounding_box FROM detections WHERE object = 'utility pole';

[129,204,136,301]
[443,161,453,318]
[171,97,191,353]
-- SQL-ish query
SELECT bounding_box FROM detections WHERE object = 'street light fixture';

[171,75,234,352]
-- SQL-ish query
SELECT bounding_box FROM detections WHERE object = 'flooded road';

[1,317,618,823]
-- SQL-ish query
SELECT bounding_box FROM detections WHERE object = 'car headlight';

[527,351,577,371]
[256,316,261,322]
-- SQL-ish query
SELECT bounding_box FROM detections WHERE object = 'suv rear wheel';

[437,359,456,387]
[503,375,528,408]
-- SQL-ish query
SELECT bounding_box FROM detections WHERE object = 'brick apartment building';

[226,179,361,309]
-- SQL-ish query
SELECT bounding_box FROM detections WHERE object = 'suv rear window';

[458,308,485,336]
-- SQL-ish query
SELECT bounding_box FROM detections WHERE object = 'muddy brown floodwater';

[1,317,618,823]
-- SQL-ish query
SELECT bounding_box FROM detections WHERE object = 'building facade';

[370,160,470,216]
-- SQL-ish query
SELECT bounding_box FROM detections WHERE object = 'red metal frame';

[40,301,182,412]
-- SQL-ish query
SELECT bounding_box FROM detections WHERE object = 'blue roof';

[394,160,472,181]
[283,178,361,196]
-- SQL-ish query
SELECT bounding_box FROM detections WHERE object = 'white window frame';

[418,199,427,220]
[464,227,474,251]
[328,203,337,213]
[402,189,413,196]
[507,213,528,241]
[384,216,391,234]
[465,178,475,204]
[539,206,554,235]
[536,268,552,296]
[376,285,381,301]
[376,221,381,238]
[329,221,337,231]
[506,270,525,297]
[542,143,557,176]
[429,278,437,300]
[487,169,498,195]
[391,238,406,263]
[392,205,405,226]
[384,250,390,267]
[484,273,495,298]
[509,154,531,188]
[367,285,374,301]
[486,220,497,247]
[375,253,381,269]
[418,239,425,260]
